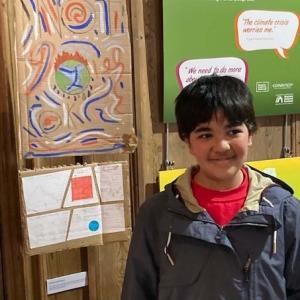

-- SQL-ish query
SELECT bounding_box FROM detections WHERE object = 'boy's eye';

[228,129,242,136]
[198,133,212,139]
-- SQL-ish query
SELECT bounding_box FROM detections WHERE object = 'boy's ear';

[184,137,190,146]
[248,135,253,146]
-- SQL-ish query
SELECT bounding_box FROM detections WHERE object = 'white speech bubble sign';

[236,10,299,58]
[176,57,248,88]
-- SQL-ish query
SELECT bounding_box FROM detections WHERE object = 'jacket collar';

[172,165,291,214]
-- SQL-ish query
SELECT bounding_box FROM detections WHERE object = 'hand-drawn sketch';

[95,163,124,202]
[20,162,130,254]
[15,0,135,158]
[64,166,99,207]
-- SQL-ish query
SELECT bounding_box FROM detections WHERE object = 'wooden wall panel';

[0,4,27,298]
[130,0,160,204]
[0,1,300,300]
[0,250,3,300]
[293,115,300,156]
[87,242,129,300]
[46,250,88,300]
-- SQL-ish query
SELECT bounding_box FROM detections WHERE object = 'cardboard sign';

[15,0,136,158]
[20,161,131,255]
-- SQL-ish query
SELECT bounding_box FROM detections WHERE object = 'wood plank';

[130,1,155,205]
[0,249,3,300]
[88,242,130,300]
[249,115,287,161]
[47,249,87,300]
[292,114,300,156]
[0,1,27,298]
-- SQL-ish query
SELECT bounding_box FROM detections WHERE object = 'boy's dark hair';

[175,75,257,140]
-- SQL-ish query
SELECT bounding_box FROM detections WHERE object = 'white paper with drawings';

[67,205,102,241]
[102,203,125,233]
[22,170,71,214]
[27,210,70,248]
[95,164,124,202]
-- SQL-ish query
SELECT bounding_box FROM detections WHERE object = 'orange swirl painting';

[15,0,135,158]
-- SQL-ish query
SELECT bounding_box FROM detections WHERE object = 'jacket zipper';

[243,256,252,282]
[243,256,252,300]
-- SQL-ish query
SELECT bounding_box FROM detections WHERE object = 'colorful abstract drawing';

[15,0,135,158]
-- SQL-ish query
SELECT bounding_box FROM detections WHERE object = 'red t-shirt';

[191,168,249,226]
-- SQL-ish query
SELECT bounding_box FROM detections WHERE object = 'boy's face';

[186,110,252,190]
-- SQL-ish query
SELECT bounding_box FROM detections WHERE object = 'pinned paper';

[95,164,124,202]
[27,211,70,248]
[67,206,102,241]
[47,272,88,295]
[71,176,93,201]
[64,167,99,207]
[102,203,125,233]
[22,170,71,214]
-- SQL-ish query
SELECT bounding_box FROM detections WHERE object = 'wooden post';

[130,1,154,208]
[0,4,26,298]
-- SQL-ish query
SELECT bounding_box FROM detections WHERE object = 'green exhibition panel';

[163,0,300,122]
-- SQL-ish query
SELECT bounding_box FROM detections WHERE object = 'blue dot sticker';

[89,220,100,232]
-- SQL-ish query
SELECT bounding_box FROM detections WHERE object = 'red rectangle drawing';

[71,176,93,201]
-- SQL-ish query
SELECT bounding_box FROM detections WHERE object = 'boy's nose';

[213,139,231,152]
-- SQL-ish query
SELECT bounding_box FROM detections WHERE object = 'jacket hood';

[174,165,293,213]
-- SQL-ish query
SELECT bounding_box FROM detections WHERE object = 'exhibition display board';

[19,161,131,255]
[163,0,300,122]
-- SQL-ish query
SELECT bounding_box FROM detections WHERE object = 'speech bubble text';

[236,10,299,58]
[176,57,247,88]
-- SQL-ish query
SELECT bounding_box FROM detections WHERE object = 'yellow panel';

[248,157,300,199]
[159,168,186,191]
[159,157,300,199]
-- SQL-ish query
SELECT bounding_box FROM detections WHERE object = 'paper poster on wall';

[95,163,124,202]
[102,203,125,233]
[158,157,300,199]
[15,0,136,158]
[163,0,300,122]
[20,161,131,255]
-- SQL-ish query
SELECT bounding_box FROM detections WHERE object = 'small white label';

[256,82,269,93]
[275,93,294,105]
[47,271,88,295]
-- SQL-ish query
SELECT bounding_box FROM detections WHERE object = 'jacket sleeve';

[284,196,300,300]
[121,200,159,300]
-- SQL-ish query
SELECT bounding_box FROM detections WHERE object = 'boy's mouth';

[209,156,236,161]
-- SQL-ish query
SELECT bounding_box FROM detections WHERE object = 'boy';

[121,75,300,299]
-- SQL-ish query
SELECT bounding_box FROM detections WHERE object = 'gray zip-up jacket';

[121,166,300,300]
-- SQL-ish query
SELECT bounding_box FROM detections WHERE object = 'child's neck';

[193,168,244,191]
